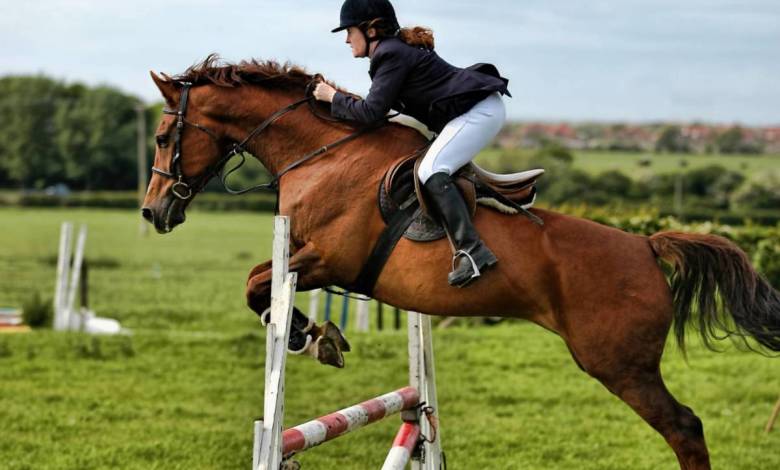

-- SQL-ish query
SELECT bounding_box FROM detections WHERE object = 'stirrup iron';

[452,250,481,280]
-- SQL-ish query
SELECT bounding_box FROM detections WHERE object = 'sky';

[1,0,779,125]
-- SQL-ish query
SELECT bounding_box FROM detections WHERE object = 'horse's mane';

[170,53,313,90]
[168,54,425,140]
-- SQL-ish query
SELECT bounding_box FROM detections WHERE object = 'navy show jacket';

[331,37,510,133]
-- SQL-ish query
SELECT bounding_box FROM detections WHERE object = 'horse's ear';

[150,71,177,107]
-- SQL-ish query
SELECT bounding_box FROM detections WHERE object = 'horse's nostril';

[141,207,154,224]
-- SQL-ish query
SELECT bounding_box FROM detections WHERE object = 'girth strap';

[351,194,421,296]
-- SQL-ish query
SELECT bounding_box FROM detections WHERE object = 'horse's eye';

[156,134,169,148]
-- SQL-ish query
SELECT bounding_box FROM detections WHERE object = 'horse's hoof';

[322,321,351,352]
[312,321,350,368]
[315,335,345,368]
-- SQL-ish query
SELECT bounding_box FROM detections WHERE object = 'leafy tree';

[534,140,573,163]
[56,86,139,189]
[646,173,677,195]
[655,126,690,153]
[684,165,728,197]
[733,170,780,210]
[1,75,144,190]
[594,170,633,197]
[715,126,762,154]
[708,171,745,208]
[0,76,67,188]
[544,168,593,204]
[717,127,743,154]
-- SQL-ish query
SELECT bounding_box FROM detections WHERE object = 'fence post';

[63,225,87,331]
[308,289,320,323]
[355,295,370,332]
[54,222,73,331]
[408,312,443,470]
[255,216,298,470]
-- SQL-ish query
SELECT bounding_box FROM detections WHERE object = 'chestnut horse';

[141,57,780,470]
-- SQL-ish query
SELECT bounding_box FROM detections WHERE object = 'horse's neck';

[242,95,426,225]
[238,88,425,181]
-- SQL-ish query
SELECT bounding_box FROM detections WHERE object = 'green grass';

[1,208,779,469]
[478,148,780,179]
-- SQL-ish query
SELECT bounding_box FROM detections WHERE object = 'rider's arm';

[331,47,412,124]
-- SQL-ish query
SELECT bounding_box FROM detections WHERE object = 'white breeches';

[417,92,506,184]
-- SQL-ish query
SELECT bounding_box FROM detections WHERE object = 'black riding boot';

[423,172,498,287]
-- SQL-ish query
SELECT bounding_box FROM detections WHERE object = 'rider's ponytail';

[399,27,435,50]
[364,18,435,51]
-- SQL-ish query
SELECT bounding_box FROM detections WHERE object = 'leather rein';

[151,80,375,201]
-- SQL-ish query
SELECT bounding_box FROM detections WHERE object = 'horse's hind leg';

[605,369,710,470]
[569,338,711,470]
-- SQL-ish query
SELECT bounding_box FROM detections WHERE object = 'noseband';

[151,80,375,201]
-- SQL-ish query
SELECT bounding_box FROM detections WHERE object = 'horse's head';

[142,72,229,233]
[142,57,365,234]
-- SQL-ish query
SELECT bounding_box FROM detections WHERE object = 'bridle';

[151,79,376,201]
[151,83,221,199]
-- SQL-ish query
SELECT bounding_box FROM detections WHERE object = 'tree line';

[0,75,276,192]
[0,75,163,190]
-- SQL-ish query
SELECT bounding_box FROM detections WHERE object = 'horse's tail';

[649,231,780,353]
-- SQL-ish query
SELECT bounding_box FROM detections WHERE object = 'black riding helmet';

[331,0,400,34]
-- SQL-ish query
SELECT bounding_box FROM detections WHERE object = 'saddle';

[351,147,544,295]
[378,151,544,241]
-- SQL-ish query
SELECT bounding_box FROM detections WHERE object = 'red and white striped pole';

[382,422,421,470]
[282,386,420,456]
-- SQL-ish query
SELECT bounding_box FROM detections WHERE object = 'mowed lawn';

[1,208,778,469]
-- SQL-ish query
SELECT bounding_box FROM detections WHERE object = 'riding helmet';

[331,0,400,33]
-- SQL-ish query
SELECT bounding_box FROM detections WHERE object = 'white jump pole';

[255,216,298,470]
[54,222,73,331]
[307,288,320,323]
[408,312,443,470]
[355,295,370,332]
[62,225,87,331]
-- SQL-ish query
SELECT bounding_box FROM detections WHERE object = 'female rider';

[313,0,510,287]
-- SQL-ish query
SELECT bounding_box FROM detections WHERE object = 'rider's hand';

[313,82,337,103]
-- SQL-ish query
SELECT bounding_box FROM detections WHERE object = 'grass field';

[1,208,779,469]
[477,149,780,179]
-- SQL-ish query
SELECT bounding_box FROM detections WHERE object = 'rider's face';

[346,26,368,58]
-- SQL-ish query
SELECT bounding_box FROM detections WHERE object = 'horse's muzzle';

[141,207,154,225]
[141,199,186,234]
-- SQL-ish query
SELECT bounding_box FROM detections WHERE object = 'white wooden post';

[308,289,320,323]
[419,313,442,470]
[408,312,443,470]
[54,222,73,331]
[255,216,298,470]
[63,225,87,331]
[356,295,370,332]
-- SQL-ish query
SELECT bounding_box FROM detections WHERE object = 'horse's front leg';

[246,243,350,368]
